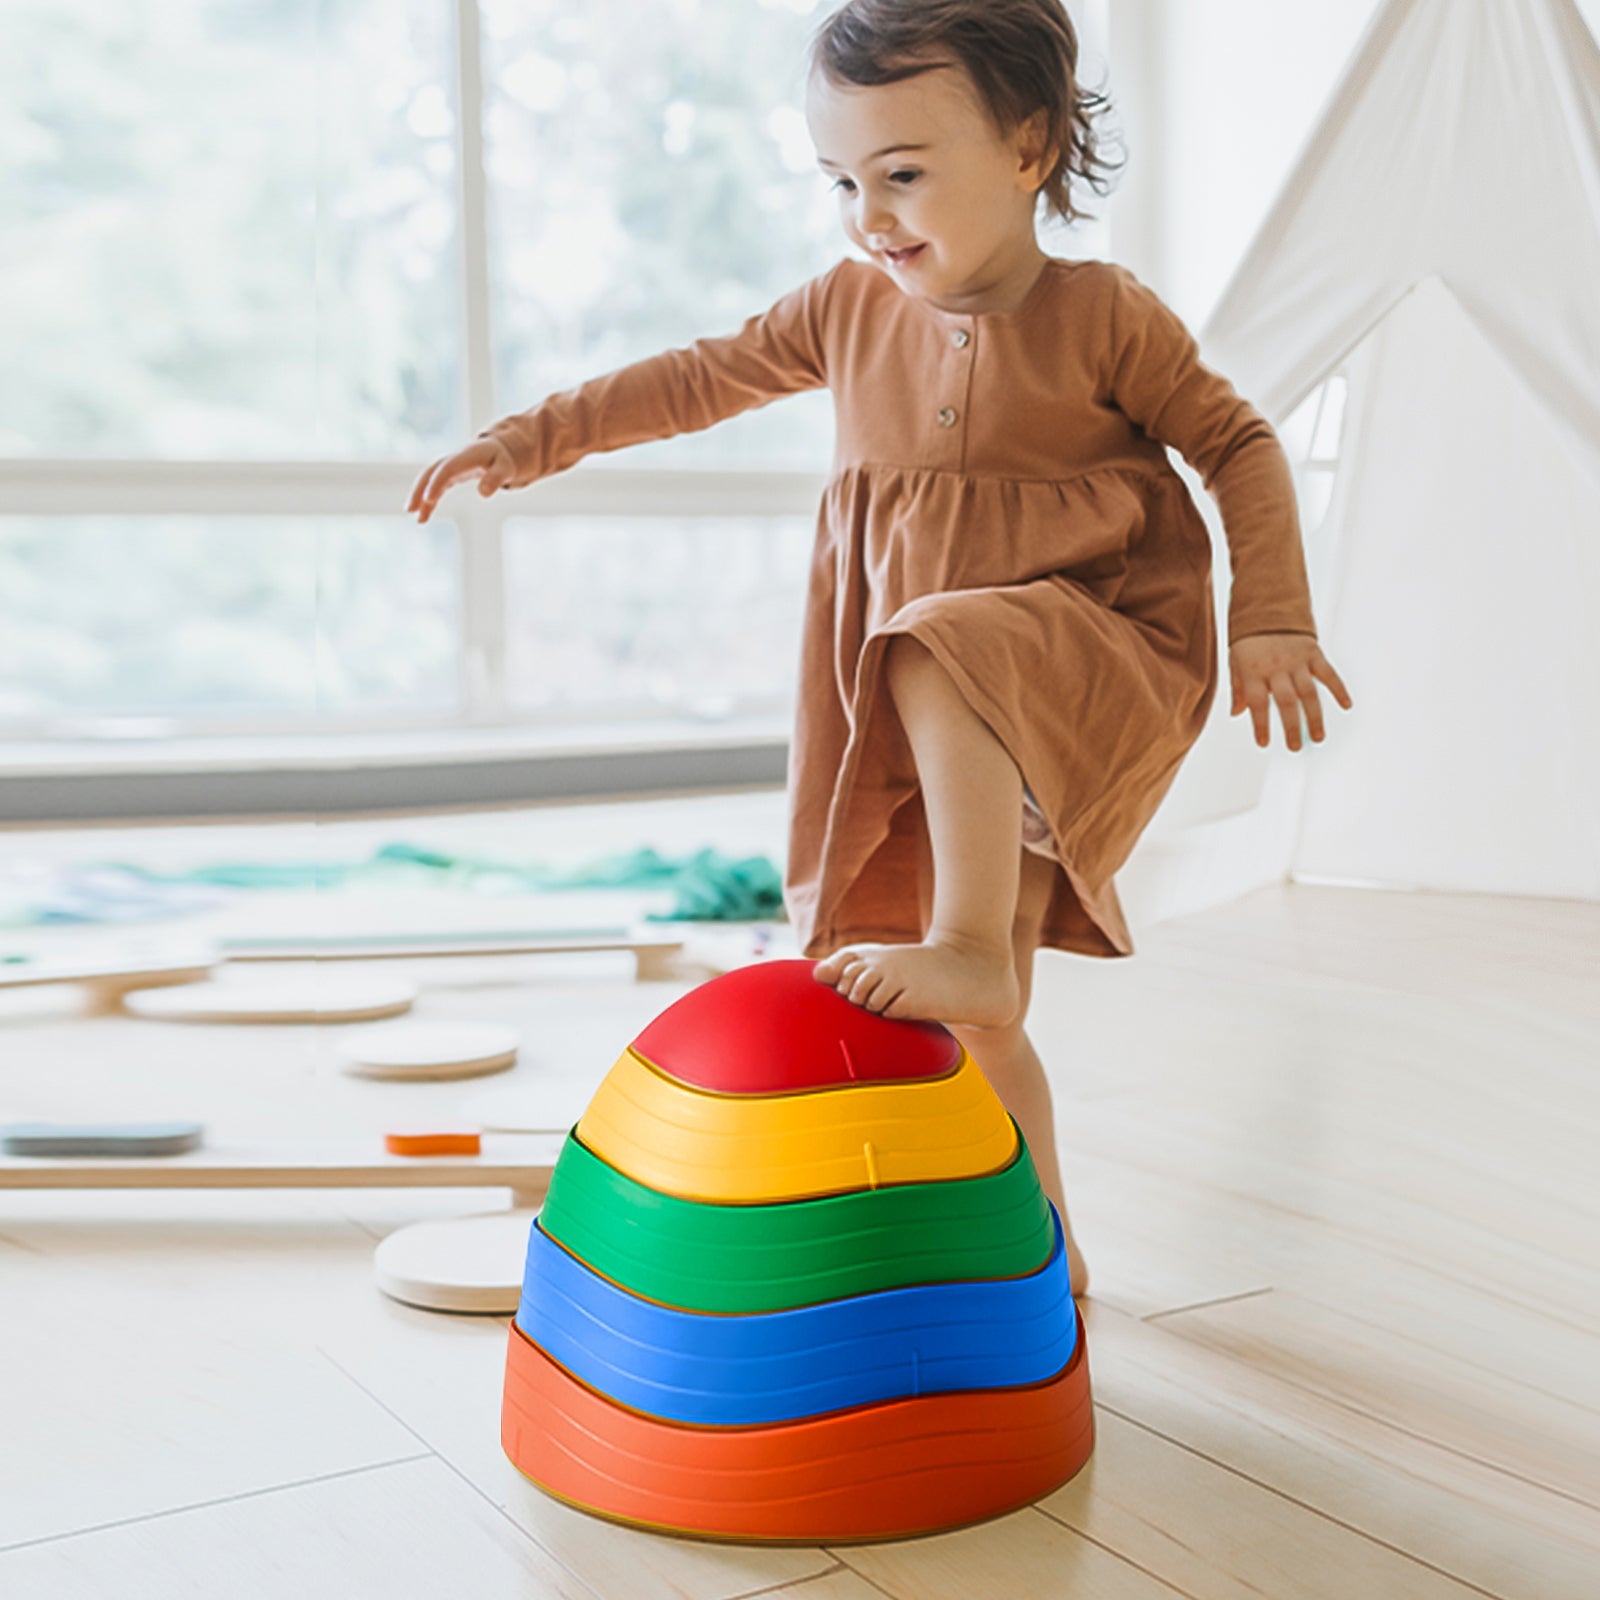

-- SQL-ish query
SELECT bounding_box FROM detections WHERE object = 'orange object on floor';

[384,1129,482,1157]
[500,1312,1093,1543]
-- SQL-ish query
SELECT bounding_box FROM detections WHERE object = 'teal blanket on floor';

[6,844,786,928]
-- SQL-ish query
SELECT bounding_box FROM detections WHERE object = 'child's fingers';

[1234,677,1271,745]
[406,459,443,513]
[409,458,456,521]
[414,465,455,523]
[1312,653,1354,709]
[1295,668,1326,742]
[477,442,516,496]
[432,461,478,504]
[1244,681,1288,748]
[1236,650,1352,750]
[1270,672,1306,751]
[411,447,500,522]
[1251,695,1271,747]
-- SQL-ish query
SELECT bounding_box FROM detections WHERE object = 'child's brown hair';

[807,0,1123,227]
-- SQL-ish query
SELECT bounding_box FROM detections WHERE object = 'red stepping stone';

[629,959,960,1094]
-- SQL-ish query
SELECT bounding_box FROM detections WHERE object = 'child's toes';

[813,950,863,986]
[846,966,888,1011]
[879,985,916,1020]
[812,953,847,986]
[864,982,902,1015]
[838,959,877,1005]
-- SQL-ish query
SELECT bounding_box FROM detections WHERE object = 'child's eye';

[827,170,920,193]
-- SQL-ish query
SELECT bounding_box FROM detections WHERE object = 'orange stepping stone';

[502,1313,1093,1544]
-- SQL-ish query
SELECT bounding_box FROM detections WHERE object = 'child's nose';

[860,201,898,238]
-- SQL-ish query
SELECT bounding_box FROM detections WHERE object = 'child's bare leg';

[948,849,1090,1296]
[814,634,1022,1027]
[947,1011,1088,1299]
[973,1023,1090,1298]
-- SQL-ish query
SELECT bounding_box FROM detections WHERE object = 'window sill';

[0,718,790,824]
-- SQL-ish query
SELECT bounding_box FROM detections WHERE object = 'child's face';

[805,59,1048,308]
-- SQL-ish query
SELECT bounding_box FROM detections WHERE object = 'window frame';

[0,0,1116,808]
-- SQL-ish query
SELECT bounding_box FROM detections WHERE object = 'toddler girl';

[409,0,1353,1296]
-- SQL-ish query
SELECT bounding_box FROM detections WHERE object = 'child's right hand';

[407,438,517,524]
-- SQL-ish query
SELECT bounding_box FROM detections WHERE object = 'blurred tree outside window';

[480,0,839,470]
[0,518,459,723]
[504,513,814,720]
[0,0,461,460]
[1,0,843,731]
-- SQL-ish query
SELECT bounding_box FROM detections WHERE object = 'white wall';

[1107,0,1600,326]
[1108,0,1384,321]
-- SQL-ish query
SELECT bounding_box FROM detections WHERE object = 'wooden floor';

[1,877,1595,1600]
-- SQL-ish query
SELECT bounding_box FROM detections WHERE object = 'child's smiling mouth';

[883,244,926,267]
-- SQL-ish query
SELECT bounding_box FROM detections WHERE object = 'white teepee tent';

[1125,0,1600,929]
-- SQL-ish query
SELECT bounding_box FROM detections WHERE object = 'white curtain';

[1126,0,1600,918]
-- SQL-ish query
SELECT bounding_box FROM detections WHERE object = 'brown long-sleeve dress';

[481,255,1319,960]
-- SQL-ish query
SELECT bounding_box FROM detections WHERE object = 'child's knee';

[881,631,933,699]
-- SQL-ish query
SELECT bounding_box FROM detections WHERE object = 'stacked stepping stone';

[500,959,1093,1543]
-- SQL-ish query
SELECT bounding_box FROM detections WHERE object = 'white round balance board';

[338,1021,520,1081]
[374,1210,538,1313]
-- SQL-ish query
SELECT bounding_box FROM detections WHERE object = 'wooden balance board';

[455,1083,596,1135]
[502,1309,1094,1544]
[227,929,684,982]
[122,974,417,1024]
[0,951,215,1011]
[0,1133,558,1206]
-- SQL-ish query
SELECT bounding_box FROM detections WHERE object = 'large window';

[1,0,463,461]
[0,518,459,724]
[1,0,841,736]
[481,0,839,472]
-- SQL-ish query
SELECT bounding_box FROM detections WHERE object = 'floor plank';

[744,1571,885,1600]
[1041,1406,1499,1600]
[0,1456,600,1600]
[0,1188,834,1600]
[1062,1142,1600,1418]
[0,1238,423,1549]
[1082,1299,1600,1600]
[316,1311,839,1600]
[2,855,1595,1600]
[829,1507,1189,1600]
[1152,1288,1599,1512]
[1064,1094,1600,1333]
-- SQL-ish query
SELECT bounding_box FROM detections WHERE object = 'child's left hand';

[1229,633,1353,751]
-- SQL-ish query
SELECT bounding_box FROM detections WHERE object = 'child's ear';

[1016,109,1055,189]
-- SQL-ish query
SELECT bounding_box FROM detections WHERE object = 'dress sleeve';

[1105,265,1319,645]
[478,262,839,488]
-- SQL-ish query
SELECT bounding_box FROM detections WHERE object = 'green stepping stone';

[539,1120,1053,1313]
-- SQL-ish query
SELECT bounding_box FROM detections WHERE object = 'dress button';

[951,329,970,348]
[936,406,958,427]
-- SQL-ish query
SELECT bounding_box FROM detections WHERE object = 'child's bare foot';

[813,935,1021,1027]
